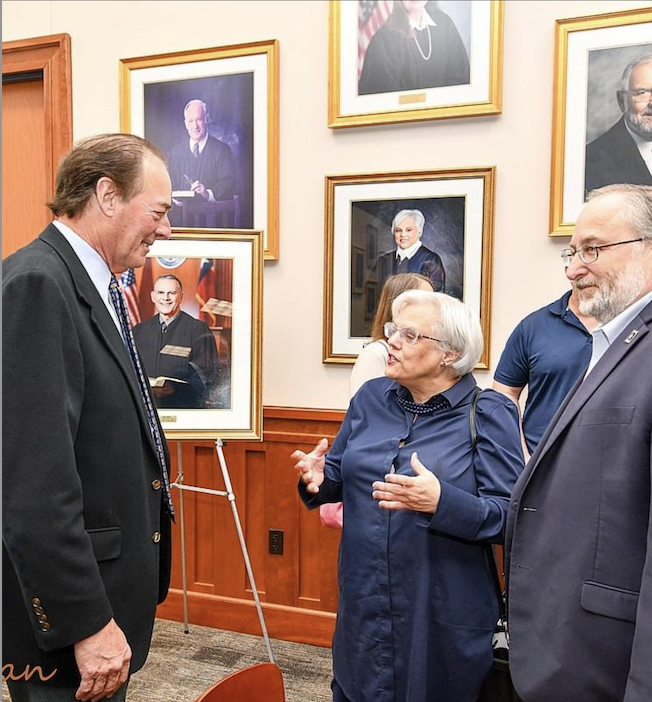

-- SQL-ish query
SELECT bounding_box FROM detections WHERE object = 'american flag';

[196,258,217,327]
[119,268,141,327]
[358,0,393,77]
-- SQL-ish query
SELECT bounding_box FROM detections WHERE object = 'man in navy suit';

[3,134,174,701]
[506,183,652,702]
[585,52,652,193]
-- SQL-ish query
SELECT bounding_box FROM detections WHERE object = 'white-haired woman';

[375,209,446,293]
[292,291,524,702]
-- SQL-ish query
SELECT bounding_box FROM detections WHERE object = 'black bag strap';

[469,386,482,451]
[469,387,507,621]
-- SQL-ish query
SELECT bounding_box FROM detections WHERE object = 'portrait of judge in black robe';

[133,274,220,409]
[167,99,236,227]
[358,0,470,96]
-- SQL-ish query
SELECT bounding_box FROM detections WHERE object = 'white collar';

[188,133,209,154]
[396,240,422,261]
[408,9,437,31]
[52,220,122,333]
[595,288,652,346]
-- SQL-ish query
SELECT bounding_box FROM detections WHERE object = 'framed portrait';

[119,40,280,260]
[550,7,652,237]
[323,167,495,367]
[352,247,365,293]
[123,230,263,440]
[364,280,378,320]
[365,223,378,265]
[328,0,504,128]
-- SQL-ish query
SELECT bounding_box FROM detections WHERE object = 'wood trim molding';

[2,33,73,199]
[158,590,336,648]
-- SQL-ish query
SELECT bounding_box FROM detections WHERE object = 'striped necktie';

[109,275,175,520]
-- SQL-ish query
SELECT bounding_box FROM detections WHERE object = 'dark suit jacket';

[585,117,652,193]
[2,225,172,686]
[505,298,652,702]
[375,244,446,292]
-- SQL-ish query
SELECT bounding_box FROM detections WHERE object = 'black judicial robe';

[133,311,220,409]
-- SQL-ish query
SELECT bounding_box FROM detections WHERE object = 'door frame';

[2,33,73,200]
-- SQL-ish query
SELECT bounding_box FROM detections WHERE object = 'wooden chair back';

[193,662,285,702]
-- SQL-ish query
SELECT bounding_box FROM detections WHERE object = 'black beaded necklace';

[395,391,451,415]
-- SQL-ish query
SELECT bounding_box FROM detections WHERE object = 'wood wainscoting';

[157,406,345,648]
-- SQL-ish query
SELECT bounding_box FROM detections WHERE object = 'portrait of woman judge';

[584,43,652,195]
[358,0,471,96]
[143,73,254,229]
[350,197,464,337]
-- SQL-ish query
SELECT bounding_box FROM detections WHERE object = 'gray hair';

[153,274,183,291]
[587,184,652,242]
[392,209,425,237]
[184,99,211,123]
[47,133,167,218]
[391,291,483,377]
[619,52,652,94]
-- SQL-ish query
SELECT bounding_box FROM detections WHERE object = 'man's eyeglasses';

[384,322,442,345]
[625,88,652,104]
[560,238,644,266]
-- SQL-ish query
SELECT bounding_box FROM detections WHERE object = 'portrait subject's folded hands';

[372,451,441,513]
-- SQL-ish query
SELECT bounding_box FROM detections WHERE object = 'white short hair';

[391,291,483,377]
[391,209,425,236]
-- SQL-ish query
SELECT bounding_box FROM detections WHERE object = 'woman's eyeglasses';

[384,322,442,346]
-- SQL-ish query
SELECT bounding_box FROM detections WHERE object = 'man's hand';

[372,452,442,513]
[73,619,131,701]
[291,438,329,494]
[190,180,209,199]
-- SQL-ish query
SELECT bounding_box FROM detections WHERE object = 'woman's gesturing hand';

[372,451,441,513]
[291,438,329,494]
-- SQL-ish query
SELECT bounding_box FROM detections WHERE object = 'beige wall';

[3,0,649,410]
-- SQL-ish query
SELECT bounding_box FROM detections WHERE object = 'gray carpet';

[2,618,333,701]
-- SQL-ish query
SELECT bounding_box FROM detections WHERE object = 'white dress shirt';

[625,121,652,176]
[52,220,123,336]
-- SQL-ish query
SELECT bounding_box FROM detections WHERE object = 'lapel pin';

[624,329,639,344]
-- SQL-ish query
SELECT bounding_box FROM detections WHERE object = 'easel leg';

[176,442,190,634]
[215,439,275,663]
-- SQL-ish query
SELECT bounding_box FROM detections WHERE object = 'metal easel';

[170,439,275,663]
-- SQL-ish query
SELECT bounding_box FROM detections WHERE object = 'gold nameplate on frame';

[399,93,427,105]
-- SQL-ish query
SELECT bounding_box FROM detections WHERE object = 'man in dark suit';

[374,208,446,293]
[506,183,652,702]
[3,134,174,701]
[168,99,236,227]
[585,52,652,193]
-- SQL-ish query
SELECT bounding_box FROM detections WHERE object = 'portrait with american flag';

[127,233,263,439]
[358,0,393,78]
[328,0,503,128]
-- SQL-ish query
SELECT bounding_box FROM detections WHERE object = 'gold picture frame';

[129,230,263,440]
[323,167,495,368]
[119,40,280,260]
[328,0,504,129]
[549,7,652,237]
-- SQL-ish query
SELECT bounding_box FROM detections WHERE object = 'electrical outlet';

[268,529,284,555]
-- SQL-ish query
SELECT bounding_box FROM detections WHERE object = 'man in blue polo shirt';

[493,288,596,459]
